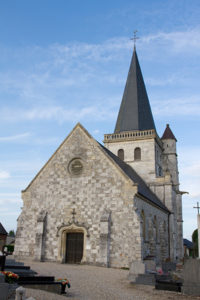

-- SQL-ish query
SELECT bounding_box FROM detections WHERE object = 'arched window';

[153,216,158,242]
[134,147,141,160]
[118,149,124,161]
[141,210,146,240]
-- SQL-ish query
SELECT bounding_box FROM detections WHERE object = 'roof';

[0,223,7,235]
[100,143,170,213]
[161,124,177,141]
[183,238,193,249]
[114,48,156,133]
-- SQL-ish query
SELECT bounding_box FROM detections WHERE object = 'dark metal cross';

[193,202,200,215]
[131,30,139,48]
[72,208,76,222]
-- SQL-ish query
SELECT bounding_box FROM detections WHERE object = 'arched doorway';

[57,224,88,264]
[65,232,83,263]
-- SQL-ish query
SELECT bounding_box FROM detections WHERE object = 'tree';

[192,229,198,257]
[8,230,15,237]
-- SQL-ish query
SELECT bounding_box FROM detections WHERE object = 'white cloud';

[0,132,30,142]
[141,28,200,53]
[0,104,117,123]
[0,198,21,205]
[0,171,10,179]
[153,96,200,116]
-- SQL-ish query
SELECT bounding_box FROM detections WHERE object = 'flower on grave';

[56,278,71,288]
[1,271,19,283]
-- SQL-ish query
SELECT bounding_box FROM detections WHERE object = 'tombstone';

[0,273,9,300]
[182,258,200,295]
[128,260,145,281]
[0,250,6,271]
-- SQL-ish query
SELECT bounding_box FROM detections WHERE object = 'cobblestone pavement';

[22,261,200,300]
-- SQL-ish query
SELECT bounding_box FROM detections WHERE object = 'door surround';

[57,224,87,263]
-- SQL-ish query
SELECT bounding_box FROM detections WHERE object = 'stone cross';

[193,202,200,258]
[131,30,139,49]
[193,202,200,214]
[72,208,76,222]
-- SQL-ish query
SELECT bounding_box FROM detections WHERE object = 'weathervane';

[193,202,200,215]
[131,30,139,49]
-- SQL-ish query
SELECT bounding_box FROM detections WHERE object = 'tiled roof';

[0,223,7,235]
[161,124,177,141]
[100,143,170,213]
[114,48,156,133]
[183,238,193,249]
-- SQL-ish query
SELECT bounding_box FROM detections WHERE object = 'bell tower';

[104,47,162,183]
[104,45,183,261]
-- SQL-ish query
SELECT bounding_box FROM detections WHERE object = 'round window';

[69,159,83,175]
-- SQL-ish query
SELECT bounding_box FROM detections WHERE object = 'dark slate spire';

[161,124,177,141]
[114,48,156,133]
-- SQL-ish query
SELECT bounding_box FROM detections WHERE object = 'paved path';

[22,261,200,300]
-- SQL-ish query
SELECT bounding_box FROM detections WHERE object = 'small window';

[118,149,124,161]
[141,210,146,240]
[153,216,158,242]
[134,147,141,160]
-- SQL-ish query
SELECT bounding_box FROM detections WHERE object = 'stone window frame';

[141,210,146,241]
[57,224,88,264]
[134,147,141,161]
[68,158,84,176]
[153,216,159,244]
[117,149,124,161]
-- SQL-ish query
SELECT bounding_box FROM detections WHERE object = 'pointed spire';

[114,48,156,133]
[161,124,177,141]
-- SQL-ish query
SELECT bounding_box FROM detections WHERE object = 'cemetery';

[1,250,200,299]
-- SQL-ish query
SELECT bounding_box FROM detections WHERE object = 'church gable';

[23,122,134,194]
[16,123,142,267]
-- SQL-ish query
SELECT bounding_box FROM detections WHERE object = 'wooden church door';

[65,232,83,263]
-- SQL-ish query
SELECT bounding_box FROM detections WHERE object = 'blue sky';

[0,0,200,240]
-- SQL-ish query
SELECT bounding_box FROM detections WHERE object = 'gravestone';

[182,258,200,295]
[0,273,9,300]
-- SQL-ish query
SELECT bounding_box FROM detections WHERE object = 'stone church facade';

[14,47,183,268]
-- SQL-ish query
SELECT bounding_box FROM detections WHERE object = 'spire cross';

[130,30,139,48]
[193,202,200,215]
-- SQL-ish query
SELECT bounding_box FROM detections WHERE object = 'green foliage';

[8,230,15,237]
[192,229,198,257]
[4,245,14,253]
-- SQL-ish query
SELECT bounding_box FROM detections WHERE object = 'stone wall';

[105,138,157,182]
[135,196,169,263]
[14,125,143,268]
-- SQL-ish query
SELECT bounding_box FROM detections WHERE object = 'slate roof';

[0,223,7,235]
[100,143,170,213]
[114,48,156,133]
[183,238,193,249]
[161,124,177,141]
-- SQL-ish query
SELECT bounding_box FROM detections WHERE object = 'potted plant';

[56,278,71,294]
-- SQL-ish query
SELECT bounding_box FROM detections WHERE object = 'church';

[14,46,183,268]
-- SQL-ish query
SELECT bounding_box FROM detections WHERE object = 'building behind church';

[14,46,183,268]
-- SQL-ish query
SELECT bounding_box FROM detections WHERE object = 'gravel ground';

[21,261,200,300]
